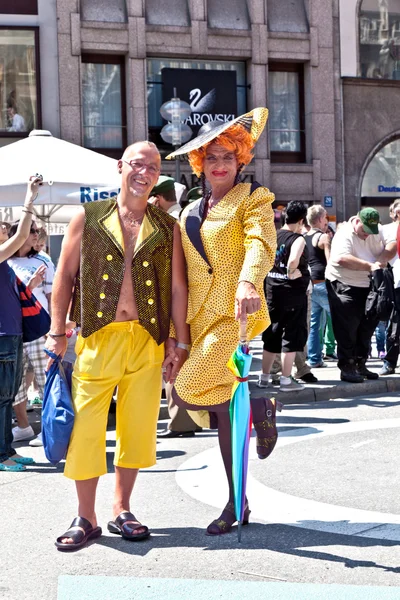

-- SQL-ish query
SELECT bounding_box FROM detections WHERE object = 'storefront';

[361,138,400,224]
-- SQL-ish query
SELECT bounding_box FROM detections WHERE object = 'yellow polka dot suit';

[174,182,277,428]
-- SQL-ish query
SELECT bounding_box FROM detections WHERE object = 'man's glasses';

[30,228,40,234]
[122,160,160,175]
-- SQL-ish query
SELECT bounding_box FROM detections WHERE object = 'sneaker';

[279,376,305,392]
[308,361,326,368]
[324,352,337,361]
[300,372,318,383]
[378,351,386,360]
[12,426,35,442]
[379,362,395,376]
[340,368,364,384]
[357,362,379,380]
[29,432,43,447]
[257,375,272,389]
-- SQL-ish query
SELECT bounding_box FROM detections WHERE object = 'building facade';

[1,1,343,218]
[0,0,59,143]
[340,0,400,222]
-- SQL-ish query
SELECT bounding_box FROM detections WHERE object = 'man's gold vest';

[71,199,176,344]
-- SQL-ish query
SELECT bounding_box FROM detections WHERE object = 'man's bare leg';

[61,477,99,543]
[14,400,29,429]
[281,351,296,378]
[113,466,147,534]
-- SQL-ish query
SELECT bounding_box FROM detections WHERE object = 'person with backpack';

[379,200,400,374]
[325,208,396,383]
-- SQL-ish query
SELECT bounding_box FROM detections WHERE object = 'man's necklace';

[119,207,145,228]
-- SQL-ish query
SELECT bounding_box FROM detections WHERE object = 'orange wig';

[188,123,254,177]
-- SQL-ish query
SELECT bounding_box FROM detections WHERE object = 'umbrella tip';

[238,522,242,543]
[29,129,52,137]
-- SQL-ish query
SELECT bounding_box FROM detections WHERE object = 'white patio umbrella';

[0,129,121,226]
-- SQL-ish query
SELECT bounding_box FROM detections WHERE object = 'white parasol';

[0,130,120,226]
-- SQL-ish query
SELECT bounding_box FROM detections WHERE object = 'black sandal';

[206,501,251,536]
[107,511,150,541]
[55,516,102,551]
[253,398,283,460]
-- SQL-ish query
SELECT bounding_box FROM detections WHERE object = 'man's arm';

[45,208,84,361]
[287,236,306,275]
[377,241,397,265]
[338,254,380,271]
[317,232,331,263]
[170,223,190,344]
[236,187,277,319]
[164,223,190,383]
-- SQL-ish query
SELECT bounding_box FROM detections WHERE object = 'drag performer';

[46,141,190,550]
[167,108,277,535]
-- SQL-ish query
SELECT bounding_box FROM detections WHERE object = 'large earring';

[118,169,122,174]
[234,163,244,186]
[200,172,209,200]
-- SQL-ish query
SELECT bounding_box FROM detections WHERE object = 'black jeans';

[384,288,400,368]
[0,335,23,463]
[326,279,378,369]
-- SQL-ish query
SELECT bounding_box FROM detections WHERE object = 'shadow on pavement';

[91,522,400,574]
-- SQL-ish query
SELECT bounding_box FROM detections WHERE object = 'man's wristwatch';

[176,342,191,352]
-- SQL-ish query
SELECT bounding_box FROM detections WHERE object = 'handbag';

[42,350,75,465]
[16,276,51,342]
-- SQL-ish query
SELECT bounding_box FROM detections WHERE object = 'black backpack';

[365,266,395,322]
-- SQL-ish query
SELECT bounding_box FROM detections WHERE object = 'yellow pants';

[64,321,164,481]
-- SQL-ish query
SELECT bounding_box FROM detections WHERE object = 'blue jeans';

[0,335,23,463]
[375,321,386,354]
[307,282,331,366]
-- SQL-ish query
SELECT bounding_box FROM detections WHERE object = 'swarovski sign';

[162,68,238,136]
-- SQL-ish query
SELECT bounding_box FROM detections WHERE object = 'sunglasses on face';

[30,228,40,234]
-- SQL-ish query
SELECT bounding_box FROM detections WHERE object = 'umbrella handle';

[239,315,247,344]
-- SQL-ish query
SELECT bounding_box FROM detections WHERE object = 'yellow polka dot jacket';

[70,199,176,343]
[180,182,277,333]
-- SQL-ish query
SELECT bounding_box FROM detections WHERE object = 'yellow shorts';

[64,321,164,480]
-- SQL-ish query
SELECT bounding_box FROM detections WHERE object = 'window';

[267,0,309,33]
[268,63,305,163]
[81,0,127,23]
[0,0,38,15]
[207,0,250,30]
[145,0,190,27]
[0,28,40,136]
[147,58,247,155]
[81,55,126,158]
[360,0,400,79]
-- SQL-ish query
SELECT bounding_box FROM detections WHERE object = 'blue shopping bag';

[42,350,75,465]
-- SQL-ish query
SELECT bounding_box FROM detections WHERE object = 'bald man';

[46,141,190,551]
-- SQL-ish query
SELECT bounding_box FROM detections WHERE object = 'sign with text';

[324,195,333,208]
[161,68,237,136]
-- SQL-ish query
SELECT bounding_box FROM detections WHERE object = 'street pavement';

[1,351,400,599]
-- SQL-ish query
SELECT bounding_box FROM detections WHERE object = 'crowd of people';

[1,105,400,551]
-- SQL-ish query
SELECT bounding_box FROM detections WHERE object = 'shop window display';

[0,28,39,135]
[360,0,400,79]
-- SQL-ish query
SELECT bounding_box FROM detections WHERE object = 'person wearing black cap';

[326,208,397,382]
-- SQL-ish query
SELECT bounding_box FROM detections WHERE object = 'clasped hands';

[162,339,188,383]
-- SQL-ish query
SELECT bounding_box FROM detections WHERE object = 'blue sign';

[324,195,333,208]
